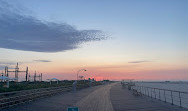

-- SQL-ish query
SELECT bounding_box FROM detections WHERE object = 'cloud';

[0,1,106,52]
[33,60,51,62]
[0,61,16,70]
[0,62,15,65]
[128,60,149,63]
[92,64,138,69]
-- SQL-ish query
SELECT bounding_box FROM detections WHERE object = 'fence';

[132,85,188,108]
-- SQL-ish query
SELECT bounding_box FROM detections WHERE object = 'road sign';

[67,107,79,111]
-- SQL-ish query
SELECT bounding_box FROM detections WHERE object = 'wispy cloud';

[0,61,16,70]
[86,64,140,70]
[128,60,149,64]
[0,62,15,65]
[33,60,51,62]
[0,1,106,52]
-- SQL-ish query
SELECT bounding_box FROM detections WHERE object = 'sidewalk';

[1,85,104,111]
[110,83,188,111]
[74,83,115,111]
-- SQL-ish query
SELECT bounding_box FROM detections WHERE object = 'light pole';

[73,69,87,92]
[77,69,87,81]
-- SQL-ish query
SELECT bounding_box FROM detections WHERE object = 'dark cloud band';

[0,1,106,52]
[33,60,51,62]
[128,60,149,63]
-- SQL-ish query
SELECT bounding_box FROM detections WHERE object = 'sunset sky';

[0,0,187,81]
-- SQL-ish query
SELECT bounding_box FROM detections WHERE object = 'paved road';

[1,82,188,111]
[75,83,115,111]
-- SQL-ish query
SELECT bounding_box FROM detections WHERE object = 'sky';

[0,0,187,81]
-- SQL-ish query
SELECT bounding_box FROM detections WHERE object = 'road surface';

[1,82,188,111]
[75,83,115,111]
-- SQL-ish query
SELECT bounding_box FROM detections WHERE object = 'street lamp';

[77,69,87,81]
[72,69,87,92]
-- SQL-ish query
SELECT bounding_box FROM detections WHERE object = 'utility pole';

[25,67,28,82]
[34,71,36,82]
[15,63,19,82]
[5,63,28,82]
[40,73,42,81]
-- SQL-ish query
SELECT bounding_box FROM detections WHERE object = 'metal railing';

[132,85,188,108]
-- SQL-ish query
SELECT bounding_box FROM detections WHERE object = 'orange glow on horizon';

[11,60,188,81]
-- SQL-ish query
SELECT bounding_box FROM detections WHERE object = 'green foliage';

[0,81,73,93]
[0,80,102,93]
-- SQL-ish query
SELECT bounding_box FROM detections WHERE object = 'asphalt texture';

[1,82,188,111]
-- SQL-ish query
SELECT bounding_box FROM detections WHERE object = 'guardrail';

[0,84,90,109]
[131,85,188,108]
